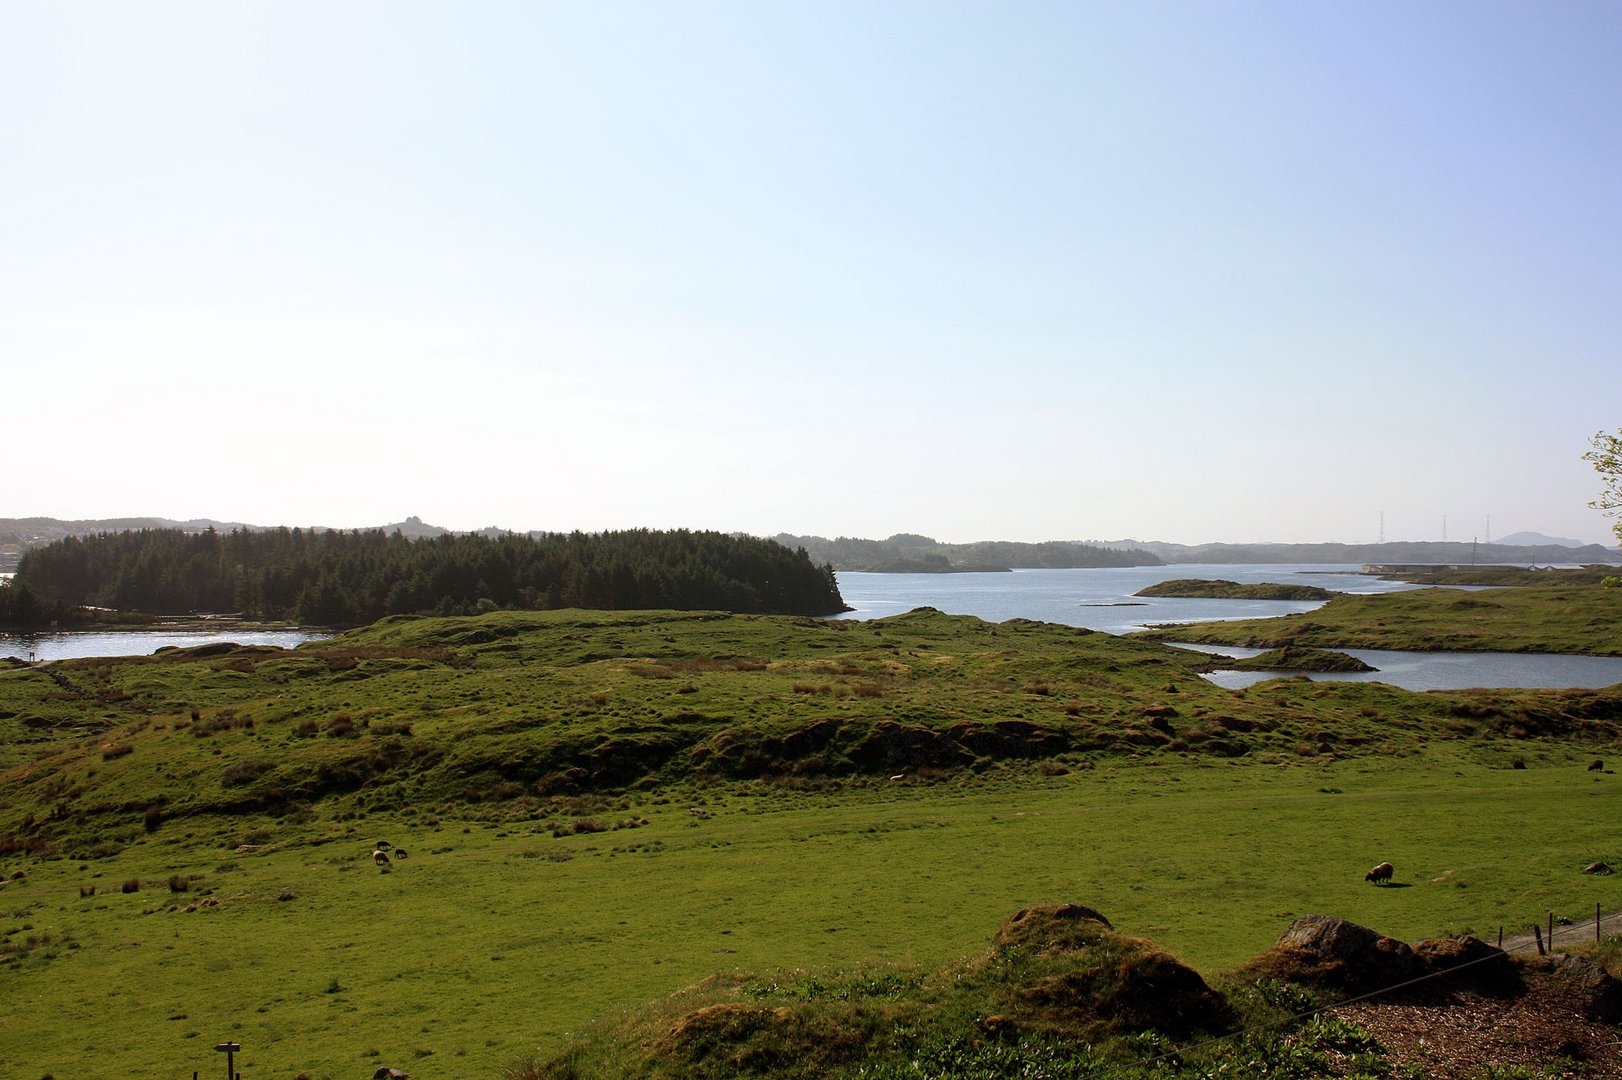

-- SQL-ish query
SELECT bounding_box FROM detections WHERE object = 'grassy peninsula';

[1226,646,1376,673]
[1134,578,1338,601]
[1137,582,1622,655]
[1380,565,1620,587]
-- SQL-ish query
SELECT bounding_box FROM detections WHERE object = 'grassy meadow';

[1,604,1620,1077]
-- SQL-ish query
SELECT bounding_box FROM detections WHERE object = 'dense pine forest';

[12,527,848,625]
[0,580,93,629]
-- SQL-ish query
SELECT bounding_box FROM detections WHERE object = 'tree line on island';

[7,527,848,627]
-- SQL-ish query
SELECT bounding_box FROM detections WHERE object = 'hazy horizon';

[5,3,1619,546]
[2,510,1611,553]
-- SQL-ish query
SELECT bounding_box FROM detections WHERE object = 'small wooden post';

[1497,926,1503,948]
[1534,924,1545,955]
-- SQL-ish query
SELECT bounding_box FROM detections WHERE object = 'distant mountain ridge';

[5,517,1617,576]
[774,533,1162,571]
[1099,539,1621,565]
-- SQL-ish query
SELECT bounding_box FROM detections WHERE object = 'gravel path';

[1496,906,1622,955]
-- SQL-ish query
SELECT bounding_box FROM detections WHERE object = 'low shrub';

[190,715,236,737]
[120,879,140,894]
[221,759,275,786]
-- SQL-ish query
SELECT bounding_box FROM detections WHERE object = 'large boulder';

[1412,935,1519,993]
[1243,915,1423,992]
[1533,954,1622,1022]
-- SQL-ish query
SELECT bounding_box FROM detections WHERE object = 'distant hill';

[0,515,466,574]
[0,514,457,543]
[1102,539,1621,565]
[383,514,450,539]
[0,516,260,546]
[1492,530,1586,548]
[8,517,1618,577]
[773,533,1162,571]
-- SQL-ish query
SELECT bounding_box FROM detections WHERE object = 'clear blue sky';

[4,1,1619,545]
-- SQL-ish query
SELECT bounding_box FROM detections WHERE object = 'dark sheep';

[1365,861,1394,885]
[1588,759,1604,772]
[393,848,408,860]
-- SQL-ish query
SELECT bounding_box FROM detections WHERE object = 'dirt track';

[1496,906,1622,955]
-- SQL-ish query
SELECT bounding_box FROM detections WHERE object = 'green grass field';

[2,603,1621,1077]
[3,758,1618,1078]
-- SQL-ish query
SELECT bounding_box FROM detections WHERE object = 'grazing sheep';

[1583,861,1613,875]
[1588,759,1604,772]
[373,849,392,867]
[393,848,408,859]
[375,840,393,851]
[1365,861,1394,885]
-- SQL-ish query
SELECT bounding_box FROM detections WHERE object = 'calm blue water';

[5,564,1618,689]
[832,564,1622,691]
[832,563,1414,636]
[1170,641,1622,692]
[0,626,325,662]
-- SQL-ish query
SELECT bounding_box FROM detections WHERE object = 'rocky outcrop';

[1243,915,1424,992]
[1411,935,1519,993]
[1533,954,1622,1022]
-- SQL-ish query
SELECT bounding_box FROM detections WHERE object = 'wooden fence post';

[1534,924,1545,955]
